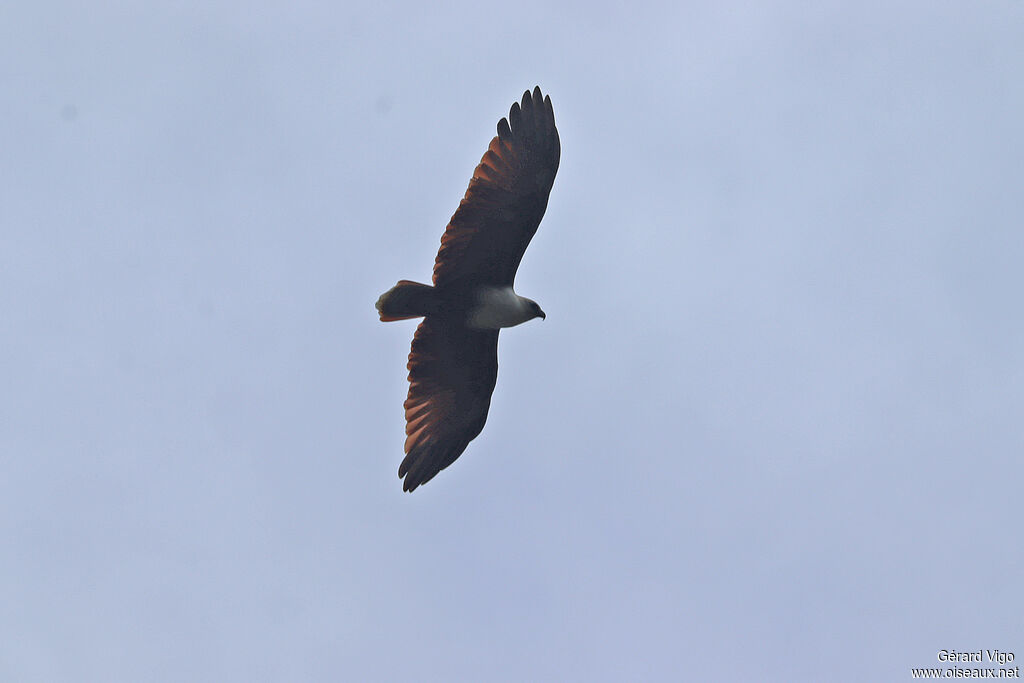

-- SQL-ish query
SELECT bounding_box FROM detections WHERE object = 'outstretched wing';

[432,86,560,288]
[399,318,500,492]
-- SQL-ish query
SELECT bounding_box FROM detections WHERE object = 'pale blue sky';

[3,2,1023,681]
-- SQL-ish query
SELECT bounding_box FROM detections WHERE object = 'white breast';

[467,287,534,329]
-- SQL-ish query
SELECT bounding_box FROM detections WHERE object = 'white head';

[468,287,546,329]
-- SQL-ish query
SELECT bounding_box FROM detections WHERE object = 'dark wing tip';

[401,467,421,492]
[499,87,555,141]
[519,90,536,131]
[508,100,521,132]
[497,116,512,140]
[398,442,463,493]
[398,451,424,492]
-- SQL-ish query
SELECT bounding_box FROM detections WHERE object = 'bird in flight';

[376,86,560,492]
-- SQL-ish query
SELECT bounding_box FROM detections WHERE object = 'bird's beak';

[538,309,546,320]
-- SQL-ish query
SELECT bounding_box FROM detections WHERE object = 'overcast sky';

[3,2,1023,681]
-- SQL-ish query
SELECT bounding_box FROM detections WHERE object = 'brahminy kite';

[376,86,560,492]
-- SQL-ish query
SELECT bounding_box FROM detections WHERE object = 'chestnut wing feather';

[399,318,500,492]
[432,87,560,288]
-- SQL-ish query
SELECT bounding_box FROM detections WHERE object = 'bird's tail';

[375,280,440,321]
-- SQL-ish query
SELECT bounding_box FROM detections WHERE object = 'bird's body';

[375,282,543,330]
[376,87,560,492]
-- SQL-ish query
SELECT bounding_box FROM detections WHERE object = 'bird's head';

[526,298,546,321]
